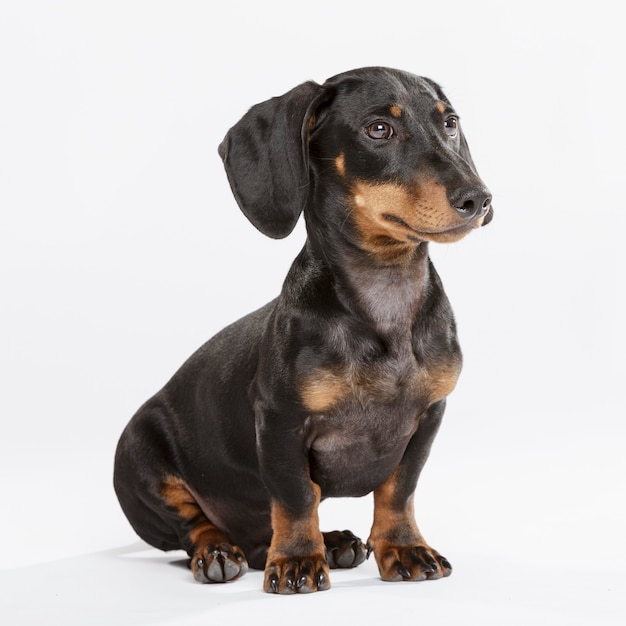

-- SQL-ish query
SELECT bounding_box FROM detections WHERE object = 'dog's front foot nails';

[373,542,452,582]
[192,543,248,583]
[324,529,368,568]
[263,554,330,594]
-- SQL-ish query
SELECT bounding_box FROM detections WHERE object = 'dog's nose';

[449,186,492,220]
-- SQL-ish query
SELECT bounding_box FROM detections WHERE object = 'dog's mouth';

[382,213,478,243]
[349,180,490,254]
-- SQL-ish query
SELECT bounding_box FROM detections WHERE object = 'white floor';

[2,417,624,625]
[2,541,624,625]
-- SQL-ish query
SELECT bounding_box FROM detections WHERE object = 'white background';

[1,1,624,623]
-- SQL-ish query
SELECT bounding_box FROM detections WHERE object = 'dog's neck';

[313,238,431,338]
[345,243,429,336]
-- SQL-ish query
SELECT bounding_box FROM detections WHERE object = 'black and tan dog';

[114,67,492,594]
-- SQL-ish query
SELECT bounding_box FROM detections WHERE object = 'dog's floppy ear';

[218,81,323,239]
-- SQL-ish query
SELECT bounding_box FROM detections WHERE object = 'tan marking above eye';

[335,152,346,177]
[436,101,446,114]
[390,104,402,118]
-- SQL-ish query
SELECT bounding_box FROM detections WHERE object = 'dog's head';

[219,67,492,257]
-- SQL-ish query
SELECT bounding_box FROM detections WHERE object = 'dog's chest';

[290,251,460,496]
[300,338,460,497]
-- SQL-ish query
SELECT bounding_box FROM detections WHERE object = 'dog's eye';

[365,121,394,140]
[444,116,459,138]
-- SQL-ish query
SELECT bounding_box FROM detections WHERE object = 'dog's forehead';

[325,68,442,119]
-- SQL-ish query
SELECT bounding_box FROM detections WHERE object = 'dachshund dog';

[114,66,493,594]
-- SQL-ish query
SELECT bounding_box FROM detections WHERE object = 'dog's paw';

[263,553,330,594]
[371,541,452,582]
[324,529,368,569]
[191,543,248,583]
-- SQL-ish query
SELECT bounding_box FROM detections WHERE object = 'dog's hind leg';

[323,530,368,569]
[114,443,249,583]
[157,475,249,583]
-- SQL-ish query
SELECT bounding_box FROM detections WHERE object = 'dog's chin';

[423,208,494,242]
[425,228,473,244]
[409,222,476,244]
[382,214,484,245]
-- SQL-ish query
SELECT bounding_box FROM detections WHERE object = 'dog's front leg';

[368,400,453,582]
[256,404,330,594]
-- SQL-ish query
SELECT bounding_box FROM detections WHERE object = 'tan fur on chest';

[299,355,461,414]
